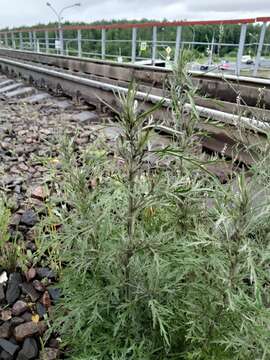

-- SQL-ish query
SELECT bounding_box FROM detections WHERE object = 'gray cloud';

[0,0,269,29]
[186,0,270,13]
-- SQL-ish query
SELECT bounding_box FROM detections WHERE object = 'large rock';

[9,213,21,226]
[0,350,13,359]
[20,283,40,302]
[0,271,8,284]
[20,210,37,227]
[31,186,48,201]
[41,291,51,309]
[36,303,46,319]
[24,93,51,105]
[11,317,25,326]
[14,321,47,342]
[47,288,60,302]
[0,322,11,339]
[6,273,22,305]
[32,280,45,293]
[0,339,19,356]
[21,313,33,322]
[73,111,99,124]
[12,300,28,316]
[36,268,55,280]
[17,337,39,360]
[25,268,36,282]
[1,310,12,322]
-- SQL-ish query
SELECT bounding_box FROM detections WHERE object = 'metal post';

[253,22,267,76]
[11,32,15,49]
[4,33,8,48]
[132,27,137,63]
[33,31,37,52]
[65,41,69,56]
[19,32,23,50]
[208,36,215,65]
[45,31,49,53]
[59,28,64,55]
[174,26,182,63]
[29,32,33,50]
[151,26,157,65]
[0,34,3,48]
[236,23,247,76]
[77,29,82,57]
[101,28,106,60]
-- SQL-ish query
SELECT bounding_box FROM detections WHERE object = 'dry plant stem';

[127,125,136,242]
[115,85,162,302]
[125,123,137,301]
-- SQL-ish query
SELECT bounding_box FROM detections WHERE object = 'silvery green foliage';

[41,81,270,359]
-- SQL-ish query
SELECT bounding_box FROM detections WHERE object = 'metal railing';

[0,17,269,76]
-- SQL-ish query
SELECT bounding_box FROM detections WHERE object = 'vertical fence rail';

[29,32,33,50]
[152,26,157,65]
[33,31,37,52]
[19,32,23,50]
[11,32,15,49]
[253,22,267,76]
[4,33,8,48]
[132,27,137,63]
[236,23,247,76]
[59,29,64,55]
[175,26,182,63]
[101,29,106,60]
[45,31,49,53]
[77,29,82,57]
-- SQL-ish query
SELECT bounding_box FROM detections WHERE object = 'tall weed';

[39,63,270,359]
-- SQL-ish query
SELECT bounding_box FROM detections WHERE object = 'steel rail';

[2,48,270,88]
[190,71,270,87]
[0,56,269,133]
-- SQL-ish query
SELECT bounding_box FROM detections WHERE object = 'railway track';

[1,48,270,116]
[0,48,269,163]
[2,48,270,109]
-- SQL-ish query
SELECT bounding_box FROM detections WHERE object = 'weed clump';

[39,68,270,359]
[0,199,24,271]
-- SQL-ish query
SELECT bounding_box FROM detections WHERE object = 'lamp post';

[46,2,81,55]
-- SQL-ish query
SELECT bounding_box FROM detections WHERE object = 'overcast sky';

[1,0,270,29]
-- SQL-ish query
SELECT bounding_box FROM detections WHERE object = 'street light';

[46,2,81,55]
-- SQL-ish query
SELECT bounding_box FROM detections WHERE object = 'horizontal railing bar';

[81,39,102,42]
[103,39,132,43]
[107,54,131,58]
[0,16,267,34]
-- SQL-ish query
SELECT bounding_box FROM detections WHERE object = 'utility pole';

[46,2,81,55]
